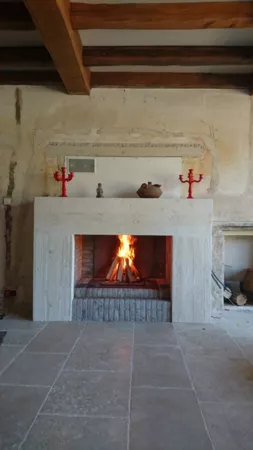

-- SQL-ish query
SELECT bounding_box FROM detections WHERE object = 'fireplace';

[33,197,212,323]
[74,234,172,321]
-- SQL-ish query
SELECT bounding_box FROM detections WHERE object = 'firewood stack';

[106,255,140,282]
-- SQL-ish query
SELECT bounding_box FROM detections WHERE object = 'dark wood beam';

[0,47,53,69]
[71,1,253,30]
[0,70,250,92]
[0,2,34,30]
[83,46,253,66]
[91,72,251,90]
[0,70,61,85]
[25,0,90,94]
[1,46,253,70]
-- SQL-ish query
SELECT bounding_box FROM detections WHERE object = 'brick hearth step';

[72,298,170,322]
[74,286,169,300]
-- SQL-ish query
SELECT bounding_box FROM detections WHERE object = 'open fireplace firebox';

[74,234,172,321]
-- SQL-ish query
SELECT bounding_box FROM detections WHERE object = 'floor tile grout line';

[174,330,216,450]
[63,368,130,373]
[18,329,83,450]
[0,382,51,388]
[22,351,70,355]
[2,344,35,348]
[39,412,129,419]
[131,385,194,391]
[134,343,179,348]
[0,326,46,332]
[0,323,48,378]
[198,400,253,405]
[127,322,135,450]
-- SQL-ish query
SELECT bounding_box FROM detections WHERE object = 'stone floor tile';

[173,323,218,332]
[130,388,213,450]
[185,354,253,402]
[21,415,128,450]
[177,328,244,358]
[0,352,67,386]
[0,345,21,373]
[1,329,38,346]
[25,323,83,353]
[0,319,45,331]
[0,385,48,449]
[214,311,253,338]
[42,370,130,417]
[233,337,253,362]
[132,345,191,388]
[134,323,177,346]
[65,332,132,371]
[201,402,253,450]
[82,322,133,339]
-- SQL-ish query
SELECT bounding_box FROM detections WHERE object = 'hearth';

[73,234,172,321]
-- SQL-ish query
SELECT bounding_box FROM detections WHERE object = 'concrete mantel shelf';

[33,197,213,323]
[34,197,212,235]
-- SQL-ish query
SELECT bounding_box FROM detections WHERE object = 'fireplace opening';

[74,234,172,321]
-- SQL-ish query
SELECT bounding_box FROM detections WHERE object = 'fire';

[106,234,140,283]
[117,235,136,268]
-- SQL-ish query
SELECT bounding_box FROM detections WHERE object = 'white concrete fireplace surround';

[34,197,213,323]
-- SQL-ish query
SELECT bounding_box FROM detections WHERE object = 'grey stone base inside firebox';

[72,298,170,322]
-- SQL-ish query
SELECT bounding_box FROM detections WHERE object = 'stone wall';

[0,86,252,311]
[82,236,94,279]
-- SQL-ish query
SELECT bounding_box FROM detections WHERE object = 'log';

[123,271,127,282]
[232,293,247,306]
[106,256,119,280]
[126,259,135,283]
[131,264,140,281]
[117,258,124,282]
[111,264,118,281]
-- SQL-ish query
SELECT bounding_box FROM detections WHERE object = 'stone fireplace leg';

[33,232,74,321]
[172,235,212,323]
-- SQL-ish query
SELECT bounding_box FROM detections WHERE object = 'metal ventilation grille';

[67,158,95,173]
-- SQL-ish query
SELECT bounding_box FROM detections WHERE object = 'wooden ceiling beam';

[0,70,61,85]
[0,69,250,92]
[1,46,253,69]
[91,72,251,90]
[71,1,253,30]
[0,2,34,30]
[25,0,90,94]
[0,47,53,69]
[83,46,253,66]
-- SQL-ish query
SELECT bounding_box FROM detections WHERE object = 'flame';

[117,235,136,268]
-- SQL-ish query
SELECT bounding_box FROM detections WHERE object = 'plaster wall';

[0,86,252,311]
[67,157,182,198]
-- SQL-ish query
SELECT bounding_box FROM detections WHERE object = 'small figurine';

[96,183,104,198]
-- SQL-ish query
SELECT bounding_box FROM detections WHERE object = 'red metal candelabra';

[54,167,74,198]
[179,168,203,199]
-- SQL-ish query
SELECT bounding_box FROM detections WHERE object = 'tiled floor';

[0,311,253,449]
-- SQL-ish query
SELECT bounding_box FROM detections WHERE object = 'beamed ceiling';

[0,0,253,93]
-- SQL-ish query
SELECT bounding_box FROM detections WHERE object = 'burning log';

[106,256,140,283]
[106,256,119,281]
[117,258,124,282]
[106,234,140,283]
[126,259,135,283]
[131,264,140,281]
